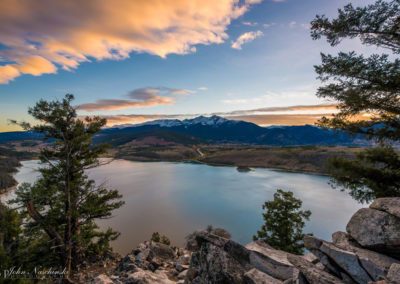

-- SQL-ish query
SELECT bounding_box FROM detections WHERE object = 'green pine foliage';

[311,0,400,203]
[151,232,171,246]
[253,189,311,255]
[10,94,124,280]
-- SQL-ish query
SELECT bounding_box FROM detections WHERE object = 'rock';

[319,242,372,284]
[177,269,188,280]
[189,238,247,283]
[291,270,309,284]
[136,248,150,262]
[174,254,191,272]
[287,254,345,284]
[332,231,361,248]
[188,232,295,283]
[175,263,189,272]
[303,235,343,278]
[184,268,197,282]
[118,254,137,271]
[370,198,400,219]
[332,232,400,281]
[246,240,295,280]
[303,253,319,264]
[387,263,400,284]
[244,268,283,284]
[127,268,175,284]
[149,241,176,261]
[93,274,114,284]
[346,208,400,258]
[246,240,293,267]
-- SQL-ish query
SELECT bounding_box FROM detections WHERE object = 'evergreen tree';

[311,0,400,203]
[0,202,22,277]
[10,94,124,281]
[253,189,311,255]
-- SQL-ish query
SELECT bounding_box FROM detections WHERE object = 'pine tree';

[311,0,400,203]
[11,94,124,281]
[253,189,311,255]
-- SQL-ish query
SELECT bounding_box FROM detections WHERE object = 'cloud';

[198,87,208,91]
[88,103,340,127]
[242,21,258,26]
[231,30,263,50]
[289,21,297,28]
[0,0,261,84]
[225,114,328,126]
[220,104,338,116]
[78,87,191,111]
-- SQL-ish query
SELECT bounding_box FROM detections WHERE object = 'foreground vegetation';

[311,0,400,203]
[7,95,124,282]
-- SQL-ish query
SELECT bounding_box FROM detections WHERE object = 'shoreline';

[118,156,329,176]
[1,156,329,199]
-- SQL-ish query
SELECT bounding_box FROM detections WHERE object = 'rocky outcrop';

[91,240,192,284]
[187,231,297,283]
[287,254,344,284]
[370,197,400,219]
[87,198,400,284]
[346,208,400,258]
[346,198,400,259]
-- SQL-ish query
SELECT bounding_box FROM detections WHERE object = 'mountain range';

[0,115,369,146]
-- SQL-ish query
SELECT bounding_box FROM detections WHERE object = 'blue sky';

[0,0,377,131]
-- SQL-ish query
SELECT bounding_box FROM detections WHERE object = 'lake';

[4,159,363,254]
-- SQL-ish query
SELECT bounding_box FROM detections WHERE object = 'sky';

[0,0,378,132]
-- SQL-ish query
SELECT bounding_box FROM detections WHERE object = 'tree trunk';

[64,147,72,280]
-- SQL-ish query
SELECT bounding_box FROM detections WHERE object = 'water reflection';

[10,159,363,254]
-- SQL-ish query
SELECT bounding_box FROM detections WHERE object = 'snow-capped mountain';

[0,115,370,146]
[134,115,239,128]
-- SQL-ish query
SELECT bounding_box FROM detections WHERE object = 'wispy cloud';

[89,103,339,127]
[0,0,261,84]
[198,87,208,91]
[78,87,192,111]
[231,31,263,50]
[242,21,258,26]
[289,21,297,28]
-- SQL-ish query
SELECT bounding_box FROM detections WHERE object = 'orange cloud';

[74,104,370,127]
[0,0,260,83]
[78,87,191,111]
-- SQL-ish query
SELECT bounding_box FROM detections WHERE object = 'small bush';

[151,232,171,245]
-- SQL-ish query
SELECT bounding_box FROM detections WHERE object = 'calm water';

[5,159,363,254]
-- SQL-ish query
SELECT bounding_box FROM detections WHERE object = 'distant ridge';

[0,115,370,146]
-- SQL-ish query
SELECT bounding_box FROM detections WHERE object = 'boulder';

[332,232,400,281]
[246,241,293,267]
[188,231,249,283]
[346,208,400,258]
[246,240,295,280]
[148,241,176,261]
[303,235,344,278]
[127,268,175,284]
[387,263,400,284]
[188,232,296,283]
[319,241,372,284]
[287,254,344,284]
[244,268,283,284]
[370,198,400,219]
